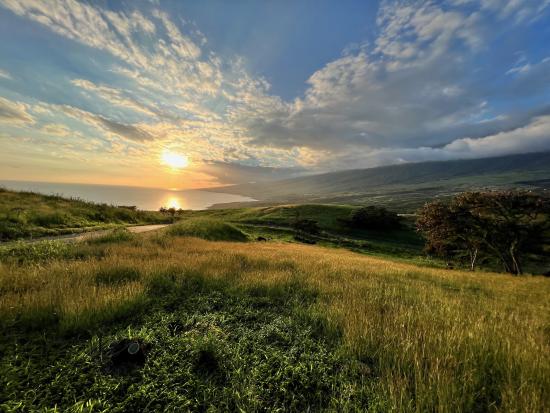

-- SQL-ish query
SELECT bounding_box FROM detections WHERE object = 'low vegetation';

[0,188,171,241]
[1,231,549,411]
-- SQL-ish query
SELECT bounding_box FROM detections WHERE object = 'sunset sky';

[1,0,549,189]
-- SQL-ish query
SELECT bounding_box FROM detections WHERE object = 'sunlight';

[161,151,189,169]
[160,195,189,209]
[165,196,183,210]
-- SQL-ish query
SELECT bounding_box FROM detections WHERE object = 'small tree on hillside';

[417,191,549,274]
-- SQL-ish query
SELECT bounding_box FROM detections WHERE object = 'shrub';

[0,240,72,264]
[87,228,135,244]
[30,212,71,227]
[349,206,401,230]
[292,219,320,235]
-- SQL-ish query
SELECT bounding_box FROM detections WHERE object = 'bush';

[0,240,72,264]
[349,206,401,230]
[166,218,248,242]
[292,219,320,235]
[87,228,135,244]
[30,212,71,227]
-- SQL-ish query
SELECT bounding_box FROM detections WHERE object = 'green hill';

[0,188,170,241]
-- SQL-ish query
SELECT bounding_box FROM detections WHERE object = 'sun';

[161,151,189,169]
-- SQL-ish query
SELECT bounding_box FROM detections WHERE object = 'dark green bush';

[292,219,320,235]
[349,206,401,230]
[30,212,71,227]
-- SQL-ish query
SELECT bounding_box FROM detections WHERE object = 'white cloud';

[0,97,34,124]
[242,0,550,169]
[443,115,550,157]
[1,0,549,179]
[0,68,12,80]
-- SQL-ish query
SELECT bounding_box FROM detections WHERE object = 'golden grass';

[1,235,549,411]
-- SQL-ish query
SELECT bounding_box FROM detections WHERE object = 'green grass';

[166,218,249,242]
[0,188,171,241]
[177,204,427,261]
[0,233,549,411]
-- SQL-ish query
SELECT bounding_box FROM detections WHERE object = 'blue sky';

[0,0,549,188]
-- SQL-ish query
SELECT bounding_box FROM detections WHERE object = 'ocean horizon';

[0,180,255,211]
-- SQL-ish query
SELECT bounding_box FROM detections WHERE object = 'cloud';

[0,97,34,124]
[0,68,12,80]
[59,105,155,142]
[240,0,550,169]
[71,79,157,117]
[1,0,549,181]
[320,114,550,169]
[443,115,550,157]
[40,123,72,137]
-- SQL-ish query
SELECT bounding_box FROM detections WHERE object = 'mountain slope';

[208,152,550,211]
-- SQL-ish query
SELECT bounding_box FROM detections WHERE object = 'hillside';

[0,188,171,241]
[207,152,550,211]
[1,229,548,411]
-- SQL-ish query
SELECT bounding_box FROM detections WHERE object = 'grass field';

[0,189,171,241]
[1,226,549,412]
[176,204,428,262]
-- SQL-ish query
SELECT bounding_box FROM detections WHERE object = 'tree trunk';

[510,243,522,275]
[469,248,478,271]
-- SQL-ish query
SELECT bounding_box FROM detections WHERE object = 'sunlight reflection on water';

[0,181,256,211]
[161,196,184,210]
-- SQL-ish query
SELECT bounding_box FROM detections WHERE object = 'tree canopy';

[417,191,549,274]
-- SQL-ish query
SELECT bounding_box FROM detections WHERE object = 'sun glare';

[161,151,189,169]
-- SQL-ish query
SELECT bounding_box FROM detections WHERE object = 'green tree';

[349,206,401,230]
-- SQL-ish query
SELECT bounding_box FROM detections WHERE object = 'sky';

[0,0,549,189]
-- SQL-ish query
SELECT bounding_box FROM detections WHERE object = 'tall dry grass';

[1,235,549,411]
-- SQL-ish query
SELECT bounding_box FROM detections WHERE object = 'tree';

[159,206,183,222]
[417,191,549,274]
[349,206,401,230]
[416,200,483,270]
[292,219,320,235]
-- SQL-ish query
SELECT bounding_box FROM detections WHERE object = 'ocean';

[0,180,255,211]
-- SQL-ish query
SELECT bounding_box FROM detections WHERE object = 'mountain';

[207,152,550,212]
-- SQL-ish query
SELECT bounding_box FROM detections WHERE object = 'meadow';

[1,222,549,412]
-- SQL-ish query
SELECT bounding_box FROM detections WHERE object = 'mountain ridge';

[206,151,550,211]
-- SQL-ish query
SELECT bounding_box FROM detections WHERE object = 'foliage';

[292,218,320,234]
[159,206,185,222]
[0,240,73,264]
[86,228,135,244]
[348,205,401,230]
[417,191,549,274]
[166,218,248,242]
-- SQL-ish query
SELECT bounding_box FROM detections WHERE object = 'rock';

[107,338,149,370]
